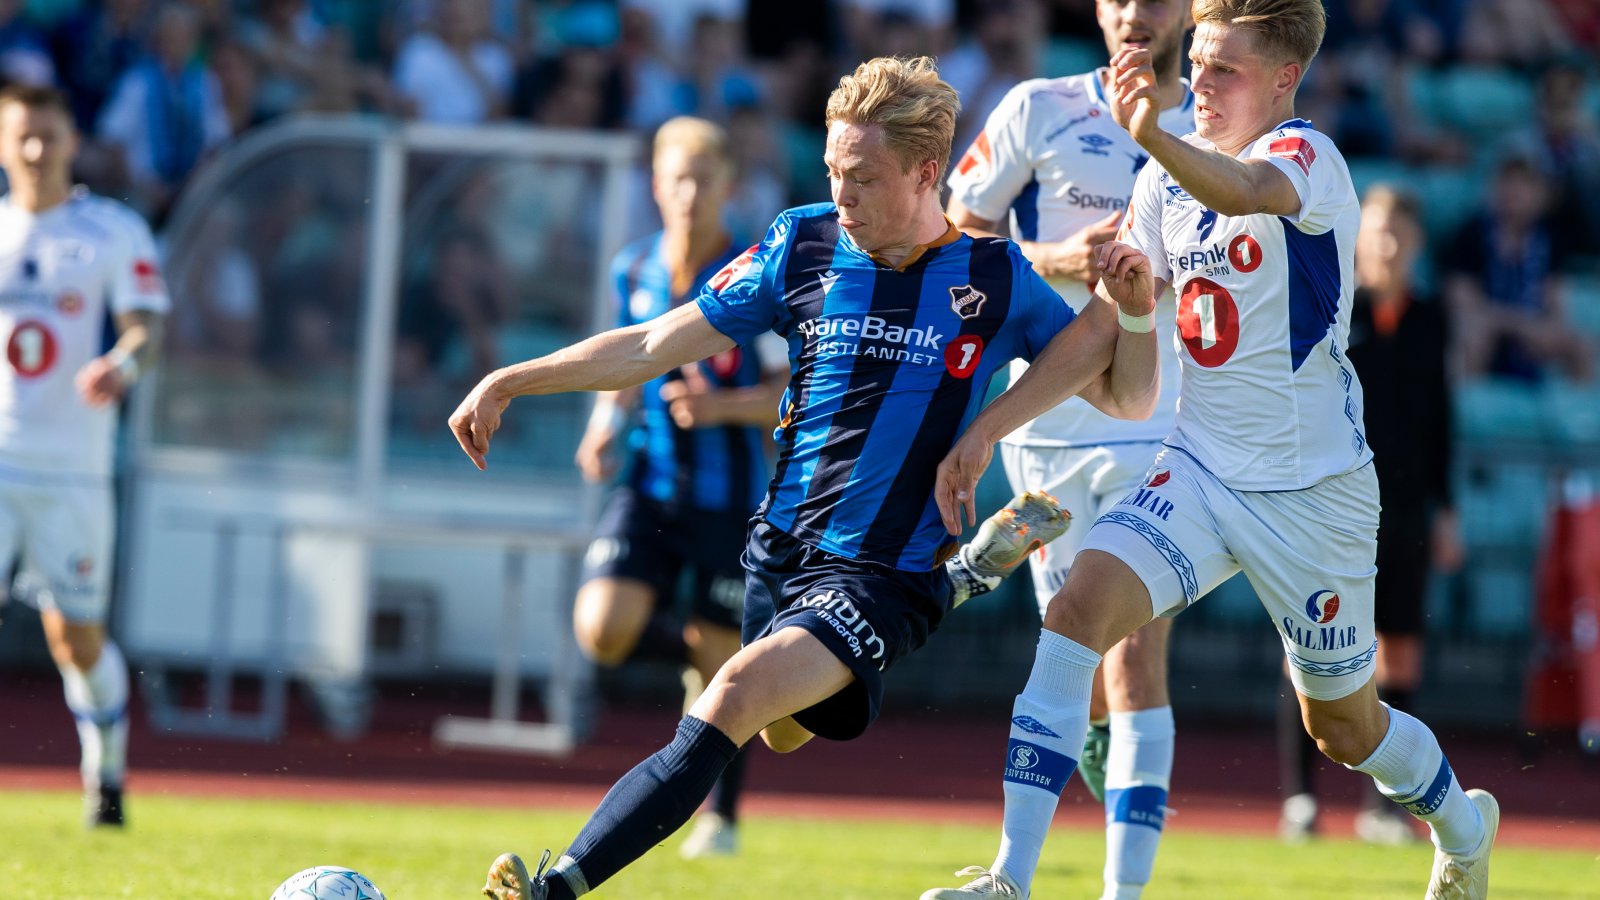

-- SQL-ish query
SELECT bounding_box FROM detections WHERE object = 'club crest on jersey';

[1305,589,1341,624]
[949,284,988,320]
[55,290,84,316]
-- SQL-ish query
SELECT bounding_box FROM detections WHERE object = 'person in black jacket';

[1278,184,1466,844]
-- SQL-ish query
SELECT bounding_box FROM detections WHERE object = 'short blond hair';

[653,115,733,172]
[1193,0,1326,66]
[825,56,960,180]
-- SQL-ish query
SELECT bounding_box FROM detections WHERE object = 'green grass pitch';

[1,790,1593,898]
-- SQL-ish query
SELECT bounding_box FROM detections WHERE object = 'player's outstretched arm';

[1077,242,1161,421]
[1107,47,1301,218]
[449,303,736,470]
[76,310,163,408]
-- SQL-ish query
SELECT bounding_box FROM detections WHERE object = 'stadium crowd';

[0,0,1591,376]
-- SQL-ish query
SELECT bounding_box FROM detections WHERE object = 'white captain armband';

[1117,308,1156,334]
[106,348,141,385]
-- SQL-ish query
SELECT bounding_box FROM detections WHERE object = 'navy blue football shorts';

[740,519,951,741]
[581,487,749,631]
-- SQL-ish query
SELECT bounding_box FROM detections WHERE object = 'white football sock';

[1348,703,1483,855]
[993,630,1100,897]
[58,639,129,791]
[1102,706,1174,898]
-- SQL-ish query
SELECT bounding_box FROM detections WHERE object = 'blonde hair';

[653,116,733,173]
[825,56,960,180]
[1193,0,1326,66]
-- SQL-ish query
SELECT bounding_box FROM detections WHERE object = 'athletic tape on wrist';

[1117,308,1156,333]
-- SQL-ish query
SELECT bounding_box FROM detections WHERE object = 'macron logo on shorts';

[1011,715,1062,738]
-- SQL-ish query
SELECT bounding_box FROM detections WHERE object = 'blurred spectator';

[48,0,150,130]
[392,0,513,124]
[1504,59,1600,255]
[1445,154,1594,382]
[622,0,743,67]
[723,103,787,241]
[839,0,952,60]
[940,0,1044,155]
[512,12,626,129]
[671,13,762,123]
[95,2,230,220]
[1459,0,1572,70]
[616,4,680,129]
[246,1,403,118]
[1299,0,1464,162]
[169,199,261,363]
[210,39,262,134]
[397,226,515,382]
[0,0,55,86]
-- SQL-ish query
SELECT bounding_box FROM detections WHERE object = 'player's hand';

[574,425,619,482]
[658,379,723,429]
[1108,47,1161,145]
[935,428,995,535]
[1097,241,1156,317]
[74,356,126,408]
[448,374,511,470]
[1043,210,1123,283]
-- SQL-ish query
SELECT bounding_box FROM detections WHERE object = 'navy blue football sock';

[625,614,691,666]
[711,746,748,823]
[561,716,739,891]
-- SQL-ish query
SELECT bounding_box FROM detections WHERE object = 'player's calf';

[946,491,1071,607]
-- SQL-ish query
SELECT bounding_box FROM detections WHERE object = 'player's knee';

[54,634,102,672]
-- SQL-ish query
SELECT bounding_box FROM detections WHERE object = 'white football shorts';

[1000,440,1166,616]
[0,478,114,624]
[1078,446,1380,701]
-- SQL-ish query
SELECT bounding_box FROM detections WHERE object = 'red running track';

[1,672,1595,850]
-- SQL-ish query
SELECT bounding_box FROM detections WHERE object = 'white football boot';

[1425,789,1499,899]
[920,866,1027,899]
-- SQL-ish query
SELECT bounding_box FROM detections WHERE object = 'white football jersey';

[947,70,1193,448]
[1120,119,1372,491]
[0,188,169,479]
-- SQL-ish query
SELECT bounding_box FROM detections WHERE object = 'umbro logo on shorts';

[1011,715,1062,738]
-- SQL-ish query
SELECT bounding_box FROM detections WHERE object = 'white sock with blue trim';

[993,630,1100,896]
[1102,707,1173,899]
[58,640,129,791]
[1348,703,1483,855]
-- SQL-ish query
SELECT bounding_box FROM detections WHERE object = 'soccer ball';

[269,866,386,900]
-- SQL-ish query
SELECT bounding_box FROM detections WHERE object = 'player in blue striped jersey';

[570,117,788,860]
[458,57,1162,900]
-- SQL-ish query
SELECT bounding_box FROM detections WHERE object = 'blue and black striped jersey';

[612,232,769,512]
[696,203,1076,572]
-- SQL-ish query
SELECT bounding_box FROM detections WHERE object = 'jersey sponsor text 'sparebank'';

[0,189,169,479]
[948,71,1194,449]
[696,204,1074,571]
[1119,121,1371,490]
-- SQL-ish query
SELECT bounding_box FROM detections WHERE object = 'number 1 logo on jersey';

[7,320,58,378]
[1177,278,1240,368]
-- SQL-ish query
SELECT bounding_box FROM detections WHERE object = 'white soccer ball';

[269,866,386,900]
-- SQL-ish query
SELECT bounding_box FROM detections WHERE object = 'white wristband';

[106,348,141,385]
[587,400,625,433]
[1117,308,1156,333]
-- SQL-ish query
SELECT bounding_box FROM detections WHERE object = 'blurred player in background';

[1277,184,1464,845]
[941,2,1195,896]
[0,85,169,828]
[925,1,1499,898]
[571,115,787,859]
[456,56,1159,899]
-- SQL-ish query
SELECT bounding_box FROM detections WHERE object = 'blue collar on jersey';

[1091,67,1195,114]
